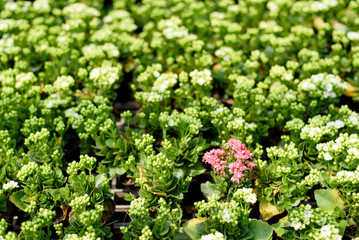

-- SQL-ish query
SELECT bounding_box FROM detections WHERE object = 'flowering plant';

[202,138,255,192]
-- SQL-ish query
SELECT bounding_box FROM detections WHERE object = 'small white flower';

[201,234,214,240]
[201,232,224,240]
[308,128,317,137]
[245,193,257,204]
[334,120,344,129]
[153,71,160,78]
[348,148,359,156]
[3,180,19,190]
[335,136,344,143]
[214,232,224,239]
[323,91,336,98]
[333,234,342,240]
[332,144,340,152]
[348,31,359,41]
[222,209,231,223]
[290,220,302,230]
[308,83,316,90]
[321,225,332,238]
[327,120,344,129]
[303,210,312,219]
[323,153,333,161]
[326,83,333,91]
[197,77,205,85]
[168,119,175,127]
[350,116,358,124]
[7,2,17,11]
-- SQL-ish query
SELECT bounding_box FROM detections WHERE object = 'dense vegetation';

[1,0,359,239]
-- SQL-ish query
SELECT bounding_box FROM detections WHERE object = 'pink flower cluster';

[202,138,255,184]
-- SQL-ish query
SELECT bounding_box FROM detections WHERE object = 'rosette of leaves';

[176,185,272,240]
[136,152,192,203]
[158,110,209,176]
[61,171,112,207]
[273,189,347,239]
[65,96,113,153]
[92,111,136,177]
[11,162,66,210]
[255,143,316,211]
[122,197,182,240]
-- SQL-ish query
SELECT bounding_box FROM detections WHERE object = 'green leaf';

[319,171,330,188]
[259,199,285,221]
[9,190,29,211]
[272,220,287,238]
[338,220,347,236]
[95,173,107,188]
[105,139,115,148]
[183,218,206,240]
[174,229,191,240]
[187,160,206,177]
[314,189,345,212]
[173,168,185,179]
[248,219,273,240]
[109,166,126,178]
[200,181,220,199]
[160,220,171,236]
[239,226,253,239]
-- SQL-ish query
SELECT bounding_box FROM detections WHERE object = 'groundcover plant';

[2,0,359,239]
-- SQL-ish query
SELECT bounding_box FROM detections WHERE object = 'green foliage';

[1,0,359,238]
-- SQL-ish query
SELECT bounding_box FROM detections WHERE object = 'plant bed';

[2,0,359,239]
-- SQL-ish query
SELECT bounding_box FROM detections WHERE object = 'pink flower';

[228,160,247,184]
[203,138,255,184]
[202,149,226,176]
[246,161,255,169]
[230,172,243,184]
[227,138,240,148]
[227,138,253,160]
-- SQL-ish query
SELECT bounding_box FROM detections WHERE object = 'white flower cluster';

[347,31,359,42]
[194,197,246,225]
[300,115,335,143]
[267,142,299,161]
[269,65,294,82]
[103,10,137,33]
[299,73,347,99]
[62,3,100,19]
[317,133,359,167]
[32,0,50,13]
[326,120,345,129]
[89,65,120,88]
[146,91,163,103]
[298,169,320,188]
[292,0,338,15]
[276,166,291,174]
[15,72,37,90]
[310,224,341,240]
[201,232,225,240]
[190,69,212,88]
[53,75,75,91]
[152,73,177,92]
[330,166,359,185]
[233,188,257,204]
[158,17,188,40]
[2,180,18,190]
